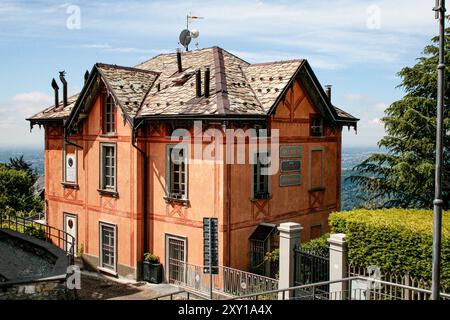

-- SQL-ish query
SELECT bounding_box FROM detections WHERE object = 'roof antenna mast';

[179,13,203,51]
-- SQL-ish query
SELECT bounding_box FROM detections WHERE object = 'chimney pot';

[51,78,59,109]
[176,49,183,73]
[204,67,210,98]
[325,85,332,101]
[59,71,68,108]
[195,69,202,98]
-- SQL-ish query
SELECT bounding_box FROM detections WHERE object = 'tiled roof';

[96,63,159,118]
[28,47,358,125]
[27,94,79,122]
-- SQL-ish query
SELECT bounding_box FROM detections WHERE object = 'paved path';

[78,270,181,300]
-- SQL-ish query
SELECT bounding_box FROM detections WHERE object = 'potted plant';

[142,253,162,284]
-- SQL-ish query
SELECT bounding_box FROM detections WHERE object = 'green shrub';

[301,233,330,256]
[329,209,450,289]
[143,253,160,263]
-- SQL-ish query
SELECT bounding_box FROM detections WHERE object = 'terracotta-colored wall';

[228,80,342,271]
[44,92,140,278]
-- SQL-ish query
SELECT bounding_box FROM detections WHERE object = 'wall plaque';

[279,174,302,187]
[280,160,302,172]
[65,154,76,183]
[280,145,302,158]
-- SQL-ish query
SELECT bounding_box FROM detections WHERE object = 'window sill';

[308,187,325,192]
[164,196,189,207]
[61,182,79,189]
[99,133,118,138]
[98,189,119,198]
[97,267,118,277]
[251,194,272,202]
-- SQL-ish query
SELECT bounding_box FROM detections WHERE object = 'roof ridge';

[249,59,304,67]
[213,47,229,114]
[96,63,160,75]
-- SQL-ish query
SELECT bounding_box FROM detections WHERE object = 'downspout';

[131,120,148,254]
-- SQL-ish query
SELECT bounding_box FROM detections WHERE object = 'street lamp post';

[432,0,446,301]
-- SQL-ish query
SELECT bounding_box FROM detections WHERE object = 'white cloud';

[0,92,51,147]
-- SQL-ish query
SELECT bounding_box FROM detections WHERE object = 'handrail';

[0,214,75,265]
[228,276,450,300]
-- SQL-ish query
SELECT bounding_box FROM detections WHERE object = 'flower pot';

[142,261,163,284]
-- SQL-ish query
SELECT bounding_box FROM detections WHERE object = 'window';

[99,222,116,272]
[310,116,323,137]
[253,152,270,199]
[100,143,116,192]
[103,95,115,134]
[166,145,187,200]
[309,147,325,191]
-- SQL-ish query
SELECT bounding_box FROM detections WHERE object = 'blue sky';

[0,0,439,149]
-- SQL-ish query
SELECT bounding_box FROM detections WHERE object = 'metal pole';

[432,0,446,301]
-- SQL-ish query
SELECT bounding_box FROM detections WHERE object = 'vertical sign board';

[203,218,219,274]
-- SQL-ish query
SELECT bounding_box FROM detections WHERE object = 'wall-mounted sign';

[280,145,302,158]
[280,174,302,187]
[65,154,76,183]
[281,160,302,173]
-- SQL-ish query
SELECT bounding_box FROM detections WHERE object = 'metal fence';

[230,276,450,301]
[348,263,448,300]
[294,246,329,299]
[0,214,75,265]
[168,259,278,299]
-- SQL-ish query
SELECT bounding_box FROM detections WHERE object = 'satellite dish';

[179,29,192,49]
[190,29,199,39]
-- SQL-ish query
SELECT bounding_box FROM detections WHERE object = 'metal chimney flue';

[204,67,210,98]
[177,49,183,73]
[325,85,332,101]
[51,78,59,110]
[59,71,68,108]
[195,69,202,97]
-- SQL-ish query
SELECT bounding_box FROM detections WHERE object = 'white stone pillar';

[328,233,348,300]
[277,222,303,300]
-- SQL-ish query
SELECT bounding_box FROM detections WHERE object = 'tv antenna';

[179,13,203,51]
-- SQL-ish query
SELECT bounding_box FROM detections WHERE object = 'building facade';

[28,47,358,279]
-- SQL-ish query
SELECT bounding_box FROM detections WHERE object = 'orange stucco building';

[28,47,357,280]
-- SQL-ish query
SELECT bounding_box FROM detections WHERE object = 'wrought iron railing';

[0,214,75,265]
[348,263,449,299]
[229,276,450,300]
[294,246,329,298]
[152,290,206,300]
[168,259,278,299]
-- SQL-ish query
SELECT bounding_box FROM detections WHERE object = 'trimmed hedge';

[329,209,450,289]
[302,233,330,256]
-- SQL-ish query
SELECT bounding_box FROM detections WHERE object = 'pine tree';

[348,22,450,210]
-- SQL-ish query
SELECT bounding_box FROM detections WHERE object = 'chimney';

[51,78,59,109]
[84,70,90,84]
[195,69,202,97]
[59,71,68,108]
[157,82,161,92]
[204,67,210,98]
[177,49,183,73]
[325,85,332,101]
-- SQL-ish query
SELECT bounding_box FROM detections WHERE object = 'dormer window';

[103,95,116,134]
[310,116,323,137]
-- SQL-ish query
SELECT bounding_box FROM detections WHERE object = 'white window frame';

[165,144,188,200]
[99,221,117,274]
[99,142,117,192]
[251,151,271,200]
[103,95,116,134]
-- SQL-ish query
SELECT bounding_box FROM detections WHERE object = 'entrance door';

[63,213,77,257]
[166,235,186,284]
